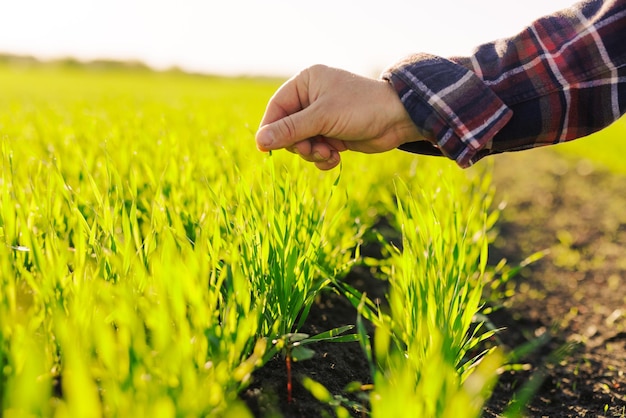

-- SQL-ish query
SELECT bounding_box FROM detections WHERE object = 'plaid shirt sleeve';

[382,0,626,168]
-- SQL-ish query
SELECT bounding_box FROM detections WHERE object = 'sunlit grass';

[0,64,375,416]
[344,164,505,418]
[1,63,508,417]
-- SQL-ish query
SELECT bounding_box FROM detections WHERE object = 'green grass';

[350,167,503,417]
[553,116,626,174]
[1,63,506,417]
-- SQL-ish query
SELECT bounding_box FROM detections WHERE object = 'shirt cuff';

[382,53,513,168]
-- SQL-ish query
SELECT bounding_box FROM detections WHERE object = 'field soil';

[242,148,626,417]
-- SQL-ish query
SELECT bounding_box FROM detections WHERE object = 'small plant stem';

[286,352,293,403]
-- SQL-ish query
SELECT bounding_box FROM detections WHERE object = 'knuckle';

[277,116,298,143]
[307,64,328,74]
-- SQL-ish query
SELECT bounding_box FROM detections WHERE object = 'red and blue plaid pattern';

[383,0,626,167]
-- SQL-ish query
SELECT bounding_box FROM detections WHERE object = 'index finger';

[259,72,310,127]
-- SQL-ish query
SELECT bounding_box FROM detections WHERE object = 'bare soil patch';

[484,150,626,417]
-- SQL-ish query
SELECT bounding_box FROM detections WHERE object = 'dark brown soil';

[242,148,626,417]
[484,150,626,417]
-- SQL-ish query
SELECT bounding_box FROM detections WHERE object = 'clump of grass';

[382,169,503,416]
[336,164,506,417]
[0,148,263,416]
[230,157,360,339]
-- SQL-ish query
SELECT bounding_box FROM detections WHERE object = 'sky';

[0,0,577,78]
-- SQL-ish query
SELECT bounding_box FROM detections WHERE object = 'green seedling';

[269,326,359,403]
[503,340,579,418]
[302,377,371,417]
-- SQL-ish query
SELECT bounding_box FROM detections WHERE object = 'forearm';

[385,0,626,167]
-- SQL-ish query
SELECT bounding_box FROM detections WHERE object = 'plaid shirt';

[383,0,626,168]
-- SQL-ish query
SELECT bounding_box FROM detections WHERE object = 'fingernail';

[257,128,274,151]
[313,152,323,161]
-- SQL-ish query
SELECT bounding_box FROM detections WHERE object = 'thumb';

[256,108,321,152]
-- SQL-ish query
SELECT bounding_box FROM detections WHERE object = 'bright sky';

[0,0,576,78]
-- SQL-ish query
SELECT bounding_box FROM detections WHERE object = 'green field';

[2,62,618,417]
[553,116,626,174]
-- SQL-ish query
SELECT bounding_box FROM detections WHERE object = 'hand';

[255,65,422,170]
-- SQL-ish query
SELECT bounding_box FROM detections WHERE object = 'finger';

[314,150,341,171]
[323,137,348,152]
[256,106,323,152]
[258,72,309,127]
[290,140,312,156]
[293,140,335,163]
[310,140,334,161]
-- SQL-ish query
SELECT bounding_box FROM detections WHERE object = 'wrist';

[381,78,432,147]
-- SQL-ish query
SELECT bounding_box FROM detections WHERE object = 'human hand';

[255,65,421,170]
